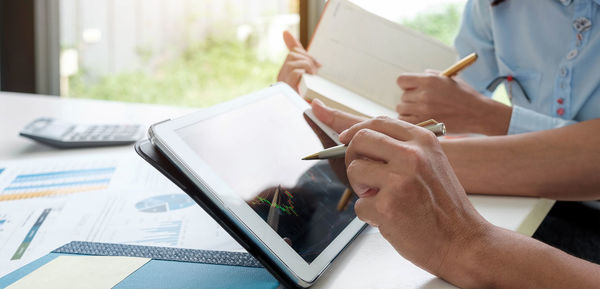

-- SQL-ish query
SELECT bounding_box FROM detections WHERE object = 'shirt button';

[567,49,578,60]
[557,98,564,105]
[573,17,592,33]
[557,108,565,116]
[560,67,568,77]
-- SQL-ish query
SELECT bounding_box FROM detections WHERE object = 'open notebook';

[300,0,458,117]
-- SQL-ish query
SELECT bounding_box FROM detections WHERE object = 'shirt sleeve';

[508,105,577,134]
[454,0,498,96]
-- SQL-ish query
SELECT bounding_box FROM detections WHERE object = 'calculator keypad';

[20,117,144,148]
[67,125,142,142]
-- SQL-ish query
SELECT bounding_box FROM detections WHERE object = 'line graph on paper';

[0,165,116,202]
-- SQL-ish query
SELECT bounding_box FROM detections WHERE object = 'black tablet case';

[135,139,299,289]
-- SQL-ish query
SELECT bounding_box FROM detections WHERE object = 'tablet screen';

[176,94,357,263]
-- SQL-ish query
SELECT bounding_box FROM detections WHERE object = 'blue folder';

[0,241,280,289]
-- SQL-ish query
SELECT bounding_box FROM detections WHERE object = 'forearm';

[445,226,600,289]
[470,96,511,136]
[441,119,600,199]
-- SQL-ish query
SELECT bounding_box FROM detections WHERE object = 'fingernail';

[355,186,379,198]
[362,188,379,198]
[312,98,323,107]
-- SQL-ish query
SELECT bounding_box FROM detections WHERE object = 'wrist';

[473,97,512,136]
[437,221,501,289]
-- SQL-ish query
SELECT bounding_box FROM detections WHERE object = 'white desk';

[0,92,555,288]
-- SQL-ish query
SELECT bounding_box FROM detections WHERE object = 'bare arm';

[340,116,600,289]
[442,119,600,200]
[450,226,600,289]
[312,99,600,199]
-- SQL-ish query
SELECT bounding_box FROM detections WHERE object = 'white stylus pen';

[302,122,446,160]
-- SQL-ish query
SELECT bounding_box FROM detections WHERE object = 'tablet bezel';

[149,83,366,286]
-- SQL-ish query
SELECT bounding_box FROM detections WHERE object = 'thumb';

[283,30,304,51]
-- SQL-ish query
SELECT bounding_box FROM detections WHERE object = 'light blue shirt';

[455,0,600,134]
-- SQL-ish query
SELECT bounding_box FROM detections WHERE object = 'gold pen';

[441,52,478,77]
[302,120,445,160]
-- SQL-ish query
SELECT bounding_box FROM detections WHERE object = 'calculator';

[19,117,145,148]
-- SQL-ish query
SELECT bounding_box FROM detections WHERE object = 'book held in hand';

[300,0,458,118]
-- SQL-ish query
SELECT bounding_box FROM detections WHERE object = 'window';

[56,0,507,108]
[59,0,299,107]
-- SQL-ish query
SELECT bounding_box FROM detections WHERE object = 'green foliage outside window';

[402,4,463,46]
[68,38,282,107]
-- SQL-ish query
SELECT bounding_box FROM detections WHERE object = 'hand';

[396,72,512,135]
[277,31,321,92]
[338,116,492,281]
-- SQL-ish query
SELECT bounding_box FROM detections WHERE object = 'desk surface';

[0,92,554,289]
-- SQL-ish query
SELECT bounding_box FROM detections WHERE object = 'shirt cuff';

[507,106,577,135]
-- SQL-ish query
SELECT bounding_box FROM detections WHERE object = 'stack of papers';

[0,153,242,278]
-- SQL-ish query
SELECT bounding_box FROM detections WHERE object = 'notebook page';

[308,0,457,109]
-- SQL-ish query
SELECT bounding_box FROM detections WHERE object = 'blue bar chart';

[0,167,116,201]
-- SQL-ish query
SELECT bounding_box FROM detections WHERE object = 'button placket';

[554,0,594,119]
[556,68,569,117]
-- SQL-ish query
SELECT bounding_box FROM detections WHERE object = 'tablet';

[148,83,366,287]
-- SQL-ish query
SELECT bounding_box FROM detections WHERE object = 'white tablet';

[148,83,366,287]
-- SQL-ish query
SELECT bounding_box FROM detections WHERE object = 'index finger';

[283,30,304,51]
[292,47,321,68]
[396,73,431,90]
[339,116,417,144]
[311,99,366,133]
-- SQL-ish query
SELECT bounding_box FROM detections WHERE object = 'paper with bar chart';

[62,189,238,251]
[0,198,72,277]
[0,167,115,201]
[0,154,240,278]
[0,160,116,202]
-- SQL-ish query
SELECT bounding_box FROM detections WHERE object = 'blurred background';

[0,0,467,107]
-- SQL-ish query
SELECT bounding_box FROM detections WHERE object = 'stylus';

[302,120,446,160]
